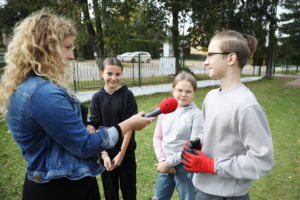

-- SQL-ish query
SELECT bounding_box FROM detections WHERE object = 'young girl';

[152,71,203,200]
[182,30,274,199]
[87,57,138,200]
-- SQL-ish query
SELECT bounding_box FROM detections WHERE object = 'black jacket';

[89,86,138,158]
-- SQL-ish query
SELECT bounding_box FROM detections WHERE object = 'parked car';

[117,52,132,62]
[123,51,151,63]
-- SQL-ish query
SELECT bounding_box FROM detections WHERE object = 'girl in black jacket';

[87,57,138,200]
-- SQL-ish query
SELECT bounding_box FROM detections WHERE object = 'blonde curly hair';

[0,10,76,114]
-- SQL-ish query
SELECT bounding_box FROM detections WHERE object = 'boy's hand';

[182,149,216,174]
[182,138,202,156]
[183,138,202,151]
[189,138,202,150]
[183,140,191,151]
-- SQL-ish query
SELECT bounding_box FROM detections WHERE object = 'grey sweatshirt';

[153,103,203,167]
[193,84,274,197]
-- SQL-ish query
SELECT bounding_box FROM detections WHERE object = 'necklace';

[104,86,120,94]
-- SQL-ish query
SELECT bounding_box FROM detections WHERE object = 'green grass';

[274,70,299,75]
[1,77,299,200]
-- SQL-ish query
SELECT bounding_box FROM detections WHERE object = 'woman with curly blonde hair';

[0,10,154,200]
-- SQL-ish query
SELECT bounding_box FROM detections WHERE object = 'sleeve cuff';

[99,126,119,149]
[114,124,122,139]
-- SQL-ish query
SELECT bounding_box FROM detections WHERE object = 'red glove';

[182,149,216,174]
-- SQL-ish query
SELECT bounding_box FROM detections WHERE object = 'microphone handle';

[144,108,161,118]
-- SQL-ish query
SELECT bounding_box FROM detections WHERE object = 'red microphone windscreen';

[159,97,178,114]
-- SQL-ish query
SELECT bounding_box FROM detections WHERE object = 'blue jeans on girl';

[152,164,195,200]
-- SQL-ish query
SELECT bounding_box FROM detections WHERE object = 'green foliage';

[130,0,168,42]
[188,0,276,67]
[78,43,94,60]
[103,0,167,56]
[0,0,296,69]
[0,0,49,35]
[278,0,300,62]
[184,53,206,61]
[0,78,300,199]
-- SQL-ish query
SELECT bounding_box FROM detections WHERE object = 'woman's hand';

[87,125,97,133]
[129,112,157,130]
[119,112,157,134]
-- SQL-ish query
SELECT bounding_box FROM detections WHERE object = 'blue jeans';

[152,164,195,200]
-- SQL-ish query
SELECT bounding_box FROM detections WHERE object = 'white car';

[117,52,132,62]
[123,51,152,63]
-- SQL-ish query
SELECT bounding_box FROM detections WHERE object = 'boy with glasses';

[182,30,274,200]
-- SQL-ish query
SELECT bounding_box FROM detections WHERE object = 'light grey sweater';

[153,103,203,167]
[193,84,274,196]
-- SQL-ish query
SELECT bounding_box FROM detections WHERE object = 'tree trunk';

[80,0,104,69]
[0,30,3,47]
[266,0,278,78]
[171,8,180,74]
[93,0,104,56]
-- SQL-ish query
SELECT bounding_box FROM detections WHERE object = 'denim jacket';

[6,76,118,183]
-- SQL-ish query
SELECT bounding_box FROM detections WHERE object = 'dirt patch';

[274,74,300,88]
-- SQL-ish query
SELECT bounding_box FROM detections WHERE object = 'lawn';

[0,77,299,200]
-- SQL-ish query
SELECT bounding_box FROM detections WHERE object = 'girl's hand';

[167,167,176,174]
[156,161,176,174]
[111,151,125,170]
[101,151,113,171]
[87,125,97,133]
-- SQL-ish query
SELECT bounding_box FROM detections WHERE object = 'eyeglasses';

[206,52,231,57]
[174,89,194,96]
[205,52,231,60]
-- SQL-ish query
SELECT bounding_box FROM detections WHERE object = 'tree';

[101,0,139,55]
[189,0,276,76]
[50,0,105,66]
[80,0,104,59]
[0,0,48,35]
[189,0,222,48]
[134,0,168,41]
[265,0,279,78]
[157,0,191,73]
[101,0,168,55]
[0,6,4,47]
[279,0,300,66]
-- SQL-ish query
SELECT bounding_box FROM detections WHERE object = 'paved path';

[273,74,300,87]
[75,76,264,103]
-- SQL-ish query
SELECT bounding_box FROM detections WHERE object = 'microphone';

[144,97,178,118]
